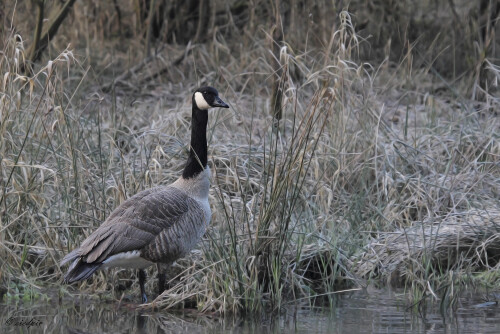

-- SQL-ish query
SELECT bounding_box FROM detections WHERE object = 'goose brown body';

[61,173,210,276]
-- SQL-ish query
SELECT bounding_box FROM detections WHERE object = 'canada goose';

[61,86,229,303]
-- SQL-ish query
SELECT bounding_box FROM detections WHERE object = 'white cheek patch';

[194,92,210,110]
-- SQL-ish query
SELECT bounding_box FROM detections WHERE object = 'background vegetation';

[1,0,499,314]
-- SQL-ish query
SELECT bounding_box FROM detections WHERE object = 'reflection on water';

[1,289,499,333]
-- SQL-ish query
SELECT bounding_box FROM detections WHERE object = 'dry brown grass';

[353,208,500,283]
[1,0,500,314]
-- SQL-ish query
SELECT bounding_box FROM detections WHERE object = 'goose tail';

[61,249,101,283]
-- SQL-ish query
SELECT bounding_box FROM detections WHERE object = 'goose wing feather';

[65,186,202,265]
[140,199,206,263]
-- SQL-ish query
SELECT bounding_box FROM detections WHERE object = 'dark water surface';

[1,288,499,333]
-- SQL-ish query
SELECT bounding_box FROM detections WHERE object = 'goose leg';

[157,263,169,296]
[138,269,147,303]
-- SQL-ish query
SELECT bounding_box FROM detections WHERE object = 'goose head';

[193,86,229,110]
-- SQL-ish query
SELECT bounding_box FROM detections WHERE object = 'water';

[1,288,499,333]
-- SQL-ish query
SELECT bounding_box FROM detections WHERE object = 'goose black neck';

[182,106,208,179]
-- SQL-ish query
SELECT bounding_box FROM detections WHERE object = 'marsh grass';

[1,1,500,314]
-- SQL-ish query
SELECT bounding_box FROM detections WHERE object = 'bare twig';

[145,0,158,57]
[24,0,77,69]
[26,0,45,71]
